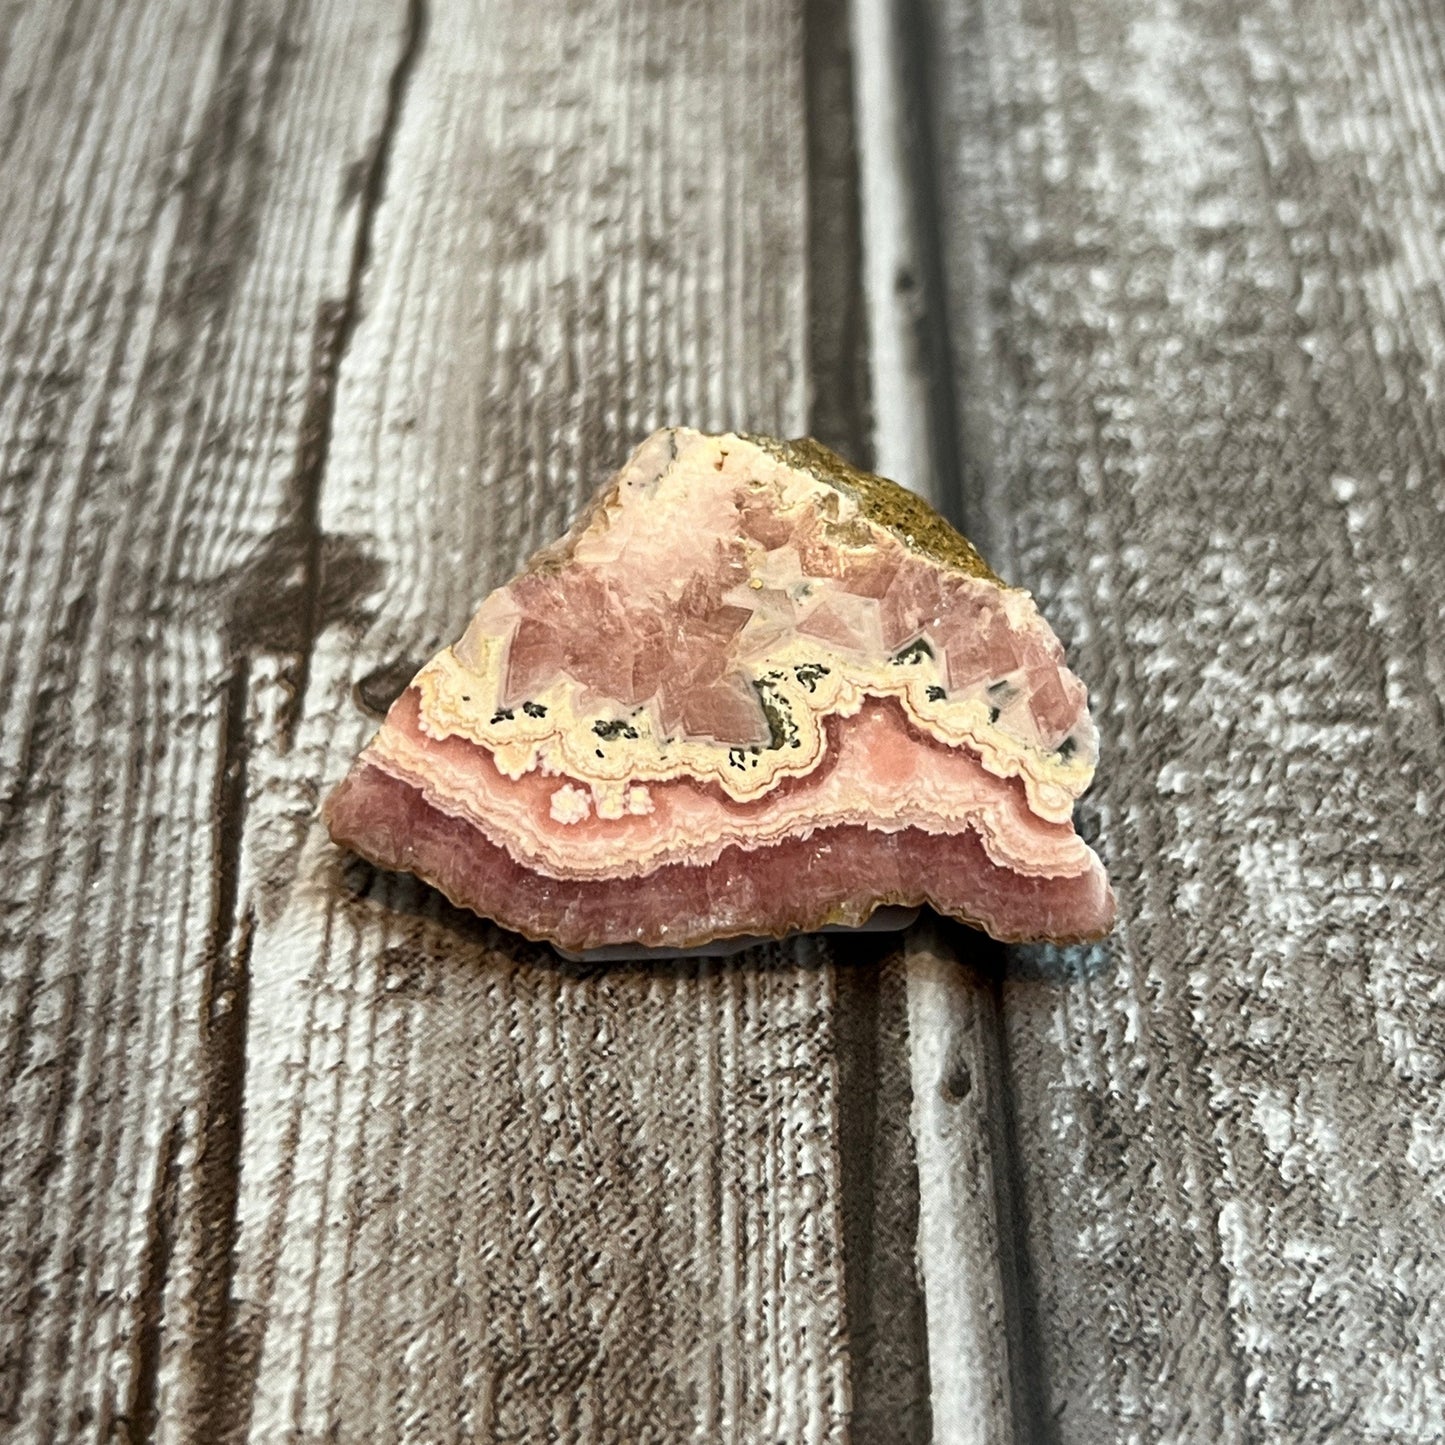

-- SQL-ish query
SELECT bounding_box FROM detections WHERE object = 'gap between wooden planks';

[850,1,1035,1440]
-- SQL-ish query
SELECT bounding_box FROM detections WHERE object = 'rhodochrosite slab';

[325,429,1115,951]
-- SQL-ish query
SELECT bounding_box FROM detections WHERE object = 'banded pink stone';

[325,429,1115,952]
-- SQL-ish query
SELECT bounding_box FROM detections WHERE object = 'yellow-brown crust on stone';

[742,433,1003,585]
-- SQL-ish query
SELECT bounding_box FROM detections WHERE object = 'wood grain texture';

[0,3,410,1438]
[0,0,928,1440]
[921,0,1445,1438]
[233,0,846,1434]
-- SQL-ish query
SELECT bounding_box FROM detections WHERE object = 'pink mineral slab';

[326,428,1115,953]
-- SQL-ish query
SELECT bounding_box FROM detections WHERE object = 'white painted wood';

[923,0,1445,1438]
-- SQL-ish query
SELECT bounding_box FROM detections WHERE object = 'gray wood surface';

[0,1,935,1440]
[919,0,1445,1439]
[6,0,1444,1440]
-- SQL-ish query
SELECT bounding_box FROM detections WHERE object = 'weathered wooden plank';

[0,4,411,1440]
[921,0,1445,1437]
[220,0,872,1434]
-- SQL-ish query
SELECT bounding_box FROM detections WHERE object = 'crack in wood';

[121,1116,185,1445]
[803,1,934,1427]
[983,960,1060,1445]
[863,0,1059,1428]
[804,0,874,466]
[159,0,286,333]
[205,663,250,1016]
[887,0,967,535]
[832,941,934,1445]
[280,0,429,750]
[187,913,260,1445]
[182,659,256,1445]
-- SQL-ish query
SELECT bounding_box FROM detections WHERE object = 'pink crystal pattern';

[325,429,1115,951]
